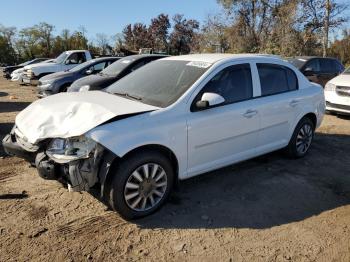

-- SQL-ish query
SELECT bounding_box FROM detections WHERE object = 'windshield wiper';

[113,92,142,101]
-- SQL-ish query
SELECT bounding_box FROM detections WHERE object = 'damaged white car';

[2,54,325,219]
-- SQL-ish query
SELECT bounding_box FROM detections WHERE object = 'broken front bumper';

[2,130,106,192]
[2,134,36,163]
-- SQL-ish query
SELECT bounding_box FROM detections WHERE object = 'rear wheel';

[109,151,174,220]
[287,117,315,158]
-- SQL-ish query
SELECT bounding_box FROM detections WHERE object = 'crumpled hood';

[15,91,159,144]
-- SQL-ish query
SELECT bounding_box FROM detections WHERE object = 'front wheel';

[109,151,174,220]
[287,117,315,158]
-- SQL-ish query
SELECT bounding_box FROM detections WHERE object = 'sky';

[0,0,221,42]
[1,0,350,42]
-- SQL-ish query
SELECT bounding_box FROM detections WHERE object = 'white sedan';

[325,67,350,115]
[2,54,325,219]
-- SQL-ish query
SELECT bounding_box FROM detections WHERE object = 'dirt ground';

[0,76,349,262]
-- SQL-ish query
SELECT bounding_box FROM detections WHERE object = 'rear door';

[253,63,302,155]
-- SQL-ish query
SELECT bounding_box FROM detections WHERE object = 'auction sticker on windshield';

[186,61,212,68]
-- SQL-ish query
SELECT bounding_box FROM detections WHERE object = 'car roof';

[163,53,282,64]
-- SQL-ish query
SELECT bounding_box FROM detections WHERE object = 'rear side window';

[200,63,253,104]
[257,64,298,96]
[305,59,320,72]
[319,59,336,72]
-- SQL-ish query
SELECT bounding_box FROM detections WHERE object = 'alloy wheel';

[296,123,313,154]
[124,163,168,211]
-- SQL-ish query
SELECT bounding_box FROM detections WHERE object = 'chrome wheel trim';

[296,123,313,154]
[124,163,168,212]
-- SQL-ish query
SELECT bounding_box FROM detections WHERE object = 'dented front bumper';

[2,127,106,193]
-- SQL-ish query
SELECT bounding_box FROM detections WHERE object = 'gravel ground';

[0,76,349,262]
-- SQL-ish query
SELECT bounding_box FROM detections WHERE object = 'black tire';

[287,117,315,158]
[109,150,174,220]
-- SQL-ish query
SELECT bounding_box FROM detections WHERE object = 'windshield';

[101,57,135,76]
[55,52,69,64]
[343,67,350,74]
[106,60,211,108]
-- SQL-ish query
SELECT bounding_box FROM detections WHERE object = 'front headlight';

[39,81,53,89]
[46,136,97,164]
[79,85,90,92]
[26,69,33,77]
[325,83,336,92]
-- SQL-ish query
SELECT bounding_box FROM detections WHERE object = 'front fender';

[87,114,188,179]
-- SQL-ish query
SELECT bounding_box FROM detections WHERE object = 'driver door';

[186,63,260,176]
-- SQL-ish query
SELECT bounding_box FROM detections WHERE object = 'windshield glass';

[55,52,69,64]
[343,67,350,74]
[106,60,211,108]
[101,57,135,76]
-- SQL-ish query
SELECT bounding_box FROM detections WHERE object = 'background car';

[22,50,93,85]
[325,67,350,115]
[2,58,49,79]
[287,56,344,87]
[37,57,120,97]
[67,54,168,92]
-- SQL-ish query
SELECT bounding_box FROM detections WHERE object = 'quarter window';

[257,63,298,96]
[199,63,253,105]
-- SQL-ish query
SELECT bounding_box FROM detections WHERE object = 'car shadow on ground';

[0,101,31,113]
[133,133,350,230]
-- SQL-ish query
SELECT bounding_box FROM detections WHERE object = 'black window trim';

[191,63,254,112]
[255,62,299,99]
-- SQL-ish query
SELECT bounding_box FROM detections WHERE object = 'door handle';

[243,109,258,118]
[289,100,299,107]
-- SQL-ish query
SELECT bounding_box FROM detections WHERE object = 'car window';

[77,52,86,63]
[199,64,253,105]
[336,61,344,73]
[67,53,78,64]
[305,59,320,72]
[67,53,86,64]
[130,61,146,72]
[257,63,298,96]
[319,59,336,73]
[105,60,115,68]
[93,62,106,72]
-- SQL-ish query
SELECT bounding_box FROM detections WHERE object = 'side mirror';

[195,92,225,110]
[64,60,70,65]
[303,67,314,76]
[85,69,93,75]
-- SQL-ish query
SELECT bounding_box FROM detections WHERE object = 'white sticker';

[121,60,131,64]
[186,61,212,68]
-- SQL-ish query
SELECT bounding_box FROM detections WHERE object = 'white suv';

[3,54,325,219]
